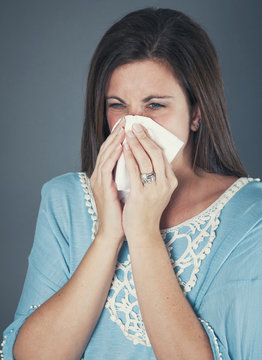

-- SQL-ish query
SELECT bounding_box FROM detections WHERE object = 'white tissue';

[112,115,184,202]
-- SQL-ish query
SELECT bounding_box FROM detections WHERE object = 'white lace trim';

[105,253,150,346]
[0,305,85,360]
[0,330,13,359]
[199,318,223,359]
[161,177,259,293]
[0,332,12,360]
[160,177,260,233]
[0,305,41,359]
[29,304,41,309]
[78,172,98,240]
[78,173,259,347]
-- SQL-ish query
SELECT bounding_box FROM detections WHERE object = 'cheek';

[168,113,191,142]
[106,111,121,132]
[171,125,190,143]
[155,117,190,143]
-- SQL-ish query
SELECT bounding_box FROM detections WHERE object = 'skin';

[13,120,127,360]
[105,59,237,232]
[13,59,236,359]
[103,59,236,358]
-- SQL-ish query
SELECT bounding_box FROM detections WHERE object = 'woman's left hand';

[122,123,178,243]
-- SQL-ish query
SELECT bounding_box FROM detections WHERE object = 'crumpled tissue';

[112,115,184,202]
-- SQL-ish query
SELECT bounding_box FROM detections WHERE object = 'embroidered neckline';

[160,177,260,234]
[160,177,260,293]
[78,172,259,236]
[77,172,260,347]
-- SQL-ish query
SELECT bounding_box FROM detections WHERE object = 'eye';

[148,103,165,110]
[108,103,125,109]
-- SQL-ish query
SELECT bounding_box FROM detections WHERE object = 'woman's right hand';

[90,118,126,249]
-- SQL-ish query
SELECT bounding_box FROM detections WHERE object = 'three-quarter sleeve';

[1,180,70,359]
[197,219,262,360]
[198,317,226,360]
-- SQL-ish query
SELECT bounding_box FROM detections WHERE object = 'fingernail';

[133,123,143,132]
[127,130,135,138]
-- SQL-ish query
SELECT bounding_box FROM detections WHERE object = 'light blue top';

[2,172,262,360]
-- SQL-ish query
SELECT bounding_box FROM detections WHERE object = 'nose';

[128,105,145,117]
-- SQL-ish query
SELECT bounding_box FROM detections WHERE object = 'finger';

[97,117,126,161]
[95,119,126,183]
[97,141,123,186]
[123,142,143,192]
[125,130,153,174]
[131,124,166,182]
[98,119,125,156]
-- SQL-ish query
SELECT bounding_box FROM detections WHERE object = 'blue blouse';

[1,172,262,360]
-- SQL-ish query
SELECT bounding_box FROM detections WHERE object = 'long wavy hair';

[81,7,247,178]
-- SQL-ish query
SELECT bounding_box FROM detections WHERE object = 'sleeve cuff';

[1,305,40,360]
[198,317,224,360]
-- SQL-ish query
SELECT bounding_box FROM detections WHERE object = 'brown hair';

[81,7,247,177]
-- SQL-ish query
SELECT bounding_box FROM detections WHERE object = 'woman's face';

[105,59,198,146]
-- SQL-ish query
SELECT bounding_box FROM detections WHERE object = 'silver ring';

[140,171,156,184]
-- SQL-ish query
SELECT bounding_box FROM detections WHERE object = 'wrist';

[125,227,162,248]
[94,232,124,255]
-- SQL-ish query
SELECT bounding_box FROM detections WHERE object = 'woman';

[2,7,262,360]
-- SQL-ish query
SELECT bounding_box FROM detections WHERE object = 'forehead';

[106,60,182,96]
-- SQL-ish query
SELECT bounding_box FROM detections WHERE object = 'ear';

[190,105,202,132]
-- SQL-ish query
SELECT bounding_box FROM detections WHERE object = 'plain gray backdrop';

[1,0,261,336]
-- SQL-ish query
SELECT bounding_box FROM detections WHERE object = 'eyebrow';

[105,95,174,103]
[105,96,126,103]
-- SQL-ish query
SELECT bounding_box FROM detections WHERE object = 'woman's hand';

[122,123,178,242]
[90,118,126,248]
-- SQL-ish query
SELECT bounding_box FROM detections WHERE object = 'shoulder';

[217,178,262,273]
[238,178,262,255]
[37,171,96,239]
[237,177,262,199]
[221,177,262,219]
[195,178,262,307]
[39,171,90,216]
[41,171,82,197]
[209,177,262,275]
[220,177,262,241]
[40,171,90,206]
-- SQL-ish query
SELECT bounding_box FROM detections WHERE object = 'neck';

[171,148,203,190]
[170,151,207,204]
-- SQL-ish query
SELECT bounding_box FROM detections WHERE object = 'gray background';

[1,0,261,336]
